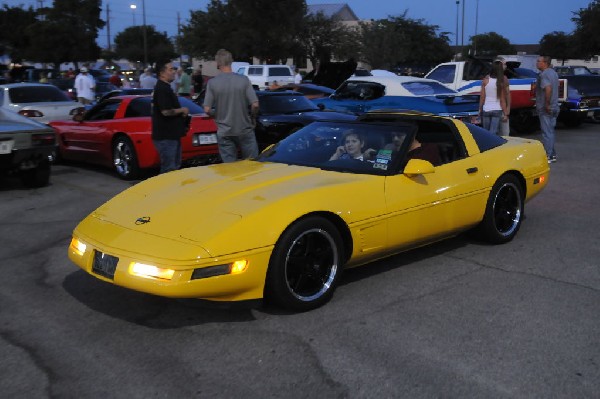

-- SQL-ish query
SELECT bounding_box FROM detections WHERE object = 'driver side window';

[86,100,121,121]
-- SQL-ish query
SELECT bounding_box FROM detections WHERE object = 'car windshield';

[122,96,205,117]
[401,81,456,95]
[259,94,318,114]
[9,85,71,103]
[257,121,417,176]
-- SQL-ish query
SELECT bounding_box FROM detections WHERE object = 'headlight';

[70,237,87,256]
[130,262,175,280]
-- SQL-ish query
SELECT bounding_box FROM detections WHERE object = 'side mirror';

[403,159,435,177]
[73,112,84,122]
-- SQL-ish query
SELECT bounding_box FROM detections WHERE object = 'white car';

[235,65,295,90]
[0,83,81,124]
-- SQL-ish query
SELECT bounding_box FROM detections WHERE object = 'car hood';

[564,75,600,96]
[90,161,381,256]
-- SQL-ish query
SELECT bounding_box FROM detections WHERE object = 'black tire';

[265,216,344,311]
[477,174,524,244]
[21,159,51,188]
[113,136,139,180]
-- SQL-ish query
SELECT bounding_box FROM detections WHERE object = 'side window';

[125,98,151,118]
[268,67,292,77]
[236,67,246,75]
[427,65,456,84]
[85,100,121,121]
[248,67,263,76]
[414,120,467,166]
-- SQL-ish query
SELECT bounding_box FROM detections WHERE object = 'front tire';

[113,136,139,180]
[265,216,344,311]
[477,174,524,244]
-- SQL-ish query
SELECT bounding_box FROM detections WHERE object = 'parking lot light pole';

[142,0,148,68]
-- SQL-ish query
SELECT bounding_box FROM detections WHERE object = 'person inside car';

[405,136,441,166]
[330,130,376,161]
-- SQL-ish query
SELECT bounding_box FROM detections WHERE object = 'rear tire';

[477,174,524,244]
[265,216,344,311]
[113,136,139,180]
[21,159,51,188]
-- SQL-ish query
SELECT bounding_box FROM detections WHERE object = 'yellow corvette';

[68,111,549,311]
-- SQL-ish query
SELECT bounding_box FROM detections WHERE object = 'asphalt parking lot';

[1,121,599,398]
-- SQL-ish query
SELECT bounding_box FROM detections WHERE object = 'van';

[236,65,295,89]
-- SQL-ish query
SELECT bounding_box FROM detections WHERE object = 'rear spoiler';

[530,78,568,102]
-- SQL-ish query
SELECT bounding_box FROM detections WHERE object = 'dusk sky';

[2,0,594,47]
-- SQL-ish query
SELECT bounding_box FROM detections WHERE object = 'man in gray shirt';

[203,49,259,162]
[535,55,559,163]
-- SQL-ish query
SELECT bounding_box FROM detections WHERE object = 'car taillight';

[18,110,44,118]
[32,133,56,146]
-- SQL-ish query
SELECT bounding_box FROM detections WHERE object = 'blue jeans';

[482,110,503,135]
[218,132,259,163]
[539,109,558,158]
[153,139,181,173]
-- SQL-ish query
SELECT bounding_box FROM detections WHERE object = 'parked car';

[49,95,220,179]
[97,88,154,103]
[236,64,295,90]
[277,83,335,99]
[555,74,600,127]
[0,108,55,187]
[312,75,480,124]
[554,65,595,76]
[0,83,82,124]
[254,91,357,150]
[67,110,549,311]
[94,82,119,102]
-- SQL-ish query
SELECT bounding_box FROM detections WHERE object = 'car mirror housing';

[73,113,84,122]
[403,159,435,177]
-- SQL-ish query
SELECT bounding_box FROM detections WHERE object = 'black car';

[254,91,357,150]
[556,74,600,127]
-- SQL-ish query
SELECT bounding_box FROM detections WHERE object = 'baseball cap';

[80,67,88,73]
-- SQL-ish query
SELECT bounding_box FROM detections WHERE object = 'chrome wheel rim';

[284,228,339,302]
[493,182,522,237]
[113,141,132,176]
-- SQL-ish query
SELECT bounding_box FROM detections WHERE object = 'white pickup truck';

[425,59,566,133]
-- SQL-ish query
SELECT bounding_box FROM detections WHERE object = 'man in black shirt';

[152,61,189,174]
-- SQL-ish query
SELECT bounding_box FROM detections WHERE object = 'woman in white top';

[479,61,510,136]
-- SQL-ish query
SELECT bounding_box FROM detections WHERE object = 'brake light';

[32,133,56,146]
[18,110,44,118]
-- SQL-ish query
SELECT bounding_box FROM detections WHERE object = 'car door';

[383,124,488,251]
[60,100,122,162]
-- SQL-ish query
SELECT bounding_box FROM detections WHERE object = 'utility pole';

[461,0,466,55]
[142,0,148,67]
[106,3,111,51]
[177,12,182,66]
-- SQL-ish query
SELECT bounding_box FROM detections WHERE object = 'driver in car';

[330,130,376,161]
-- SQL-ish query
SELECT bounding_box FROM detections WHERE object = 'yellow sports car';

[68,110,549,311]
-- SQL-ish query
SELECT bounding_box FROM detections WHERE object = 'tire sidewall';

[479,174,524,244]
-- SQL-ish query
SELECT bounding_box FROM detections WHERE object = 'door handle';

[466,167,478,174]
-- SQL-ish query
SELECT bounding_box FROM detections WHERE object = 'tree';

[468,32,515,58]
[539,31,577,63]
[114,26,176,67]
[299,11,360,68]
[359,15,453,69]
[571,0,600,57]
[0,5,37,62]
[179,0,305,63]
[23,0,105,66]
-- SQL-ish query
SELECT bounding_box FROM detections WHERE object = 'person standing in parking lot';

[151,61,189,174]
[479,61,509,136]
[536,55,559,163]
[203,49,259,163]
[74,67,95,105]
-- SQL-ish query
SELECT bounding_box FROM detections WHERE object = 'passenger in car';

[329,130,376,161]
[405,136,442,166]
[384,131,406,153]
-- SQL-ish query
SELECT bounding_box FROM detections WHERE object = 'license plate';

[196,134,217,145]
[0,140,14,154]
[92,251,119,279]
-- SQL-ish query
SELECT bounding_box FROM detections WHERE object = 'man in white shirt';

[74,67,95,104]
[139,68,158,89]
[294,68,302,84]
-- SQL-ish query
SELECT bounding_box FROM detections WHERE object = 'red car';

[49,95,220,179]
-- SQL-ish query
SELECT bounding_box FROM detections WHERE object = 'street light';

[455,1,459,48]
[130,4,136,26]
[142,0,148,68]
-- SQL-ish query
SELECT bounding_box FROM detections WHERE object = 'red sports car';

[49,95,220,179]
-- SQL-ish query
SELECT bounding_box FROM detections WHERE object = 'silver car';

[0,83,82,124]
